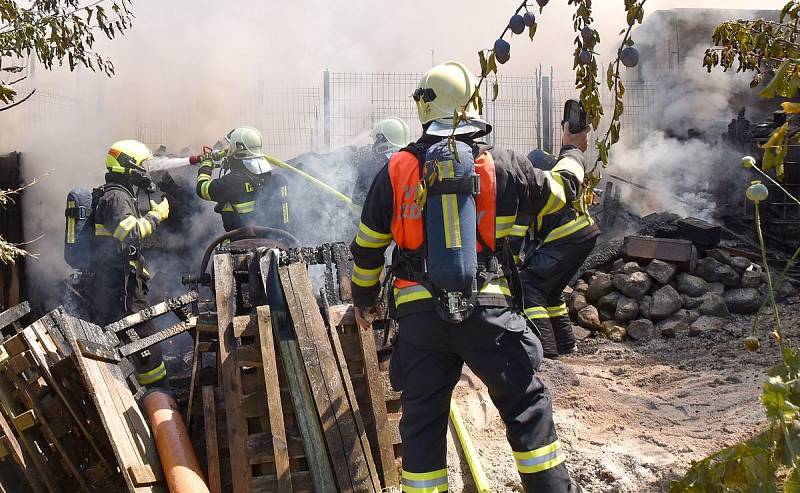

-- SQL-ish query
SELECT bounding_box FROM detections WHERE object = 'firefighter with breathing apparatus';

[510,100,601,360]
[351,117,412,205]
[195,126,291,233]
[350,61,582,492]
[87,140,170,388]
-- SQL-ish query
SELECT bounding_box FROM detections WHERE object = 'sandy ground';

[443,304,798,492]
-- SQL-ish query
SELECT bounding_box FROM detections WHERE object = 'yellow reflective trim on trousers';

[551,156,585,183]
[356,222,392,248]
[547,304,568,317]
[542,214,594,245]
[280,185,288,197]
[136,362,167,385]
[95,224,112,236]
[352,264,383,288]
[282,202,289,224]
[480,277,512,297]
[402,468,448,493]
[394,285,433,305]
[222,203,234,212]
[524,306,549,320]
[198,179,212,200]
[113,216,137,241]
[233,201,255,213]
[510,224,529,238]
[513,440,565,474]
[128,260,151,278]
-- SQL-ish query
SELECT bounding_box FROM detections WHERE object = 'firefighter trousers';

[389,307,572,492]
[520,237,597,358]
[92,270,167,386]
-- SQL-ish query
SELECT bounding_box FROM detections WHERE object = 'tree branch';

[0,87,35,112]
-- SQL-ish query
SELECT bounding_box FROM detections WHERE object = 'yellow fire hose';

[449,399,491,493]
[264,154,363,214]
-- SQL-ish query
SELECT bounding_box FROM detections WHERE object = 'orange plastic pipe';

[143,390,210,493]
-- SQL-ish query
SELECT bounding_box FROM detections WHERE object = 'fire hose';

[449,399,491,493]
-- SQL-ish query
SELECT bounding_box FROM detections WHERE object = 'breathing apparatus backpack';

[411,140,484,323]
[64,184,133,270]
[64,188,94,269]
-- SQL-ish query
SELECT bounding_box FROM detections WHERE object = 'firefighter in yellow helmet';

[195,126,293,233]
[350,61,583,492]
[351,117,412,205]
[89,140,170,388]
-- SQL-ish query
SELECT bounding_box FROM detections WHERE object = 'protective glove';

[355,305,383,330]
[148,197,170,222]
[198,153,216,169]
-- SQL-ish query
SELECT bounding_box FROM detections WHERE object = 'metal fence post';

[323,69,332,150]
[542,75,552,154]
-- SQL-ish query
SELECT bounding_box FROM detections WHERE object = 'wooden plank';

[233,316,257,338]
[186,332,201,429]
[214,254,251,493]
[0,401,43,492]
[251,471,313,493]
[259,254,335,493]
[104,291,198,333]
[127,465,160,486]
[0,302,30,332]
[256,306,293,493]
[18,327,113,473]
[202,386,222,493]
[7,351,34,375]
[246,431,306,464]
[61,315,164,493]
[118,319,195,358]
[235,344,263,368]
[281,263,374,492]
[329,326,382,492]
[4,369,91,492]
[328,304,355,330]
[356,320,399,489]
[1,334,26,358]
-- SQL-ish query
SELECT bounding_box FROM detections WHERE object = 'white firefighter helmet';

[371,117,411,157]
[106,140,153,174]
[413,61,491,137]
[226,126,272,175]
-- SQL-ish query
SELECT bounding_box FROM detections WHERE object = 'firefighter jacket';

[350,136,573,317]
[90,174,157,279]
[196,161,291,232]
[509,145,600,260]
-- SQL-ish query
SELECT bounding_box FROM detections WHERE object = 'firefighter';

[90,140,170,388]
[351,117,411,205]
[195,126,292,233]
[510,141,601,359]
[350,61,580,492]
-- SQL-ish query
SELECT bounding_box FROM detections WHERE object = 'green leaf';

[528,22,537,41]
[488,52,497,74]
[759,61,793,99]
[492,80,499,102]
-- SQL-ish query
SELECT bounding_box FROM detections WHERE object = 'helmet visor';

[242,157,273,175]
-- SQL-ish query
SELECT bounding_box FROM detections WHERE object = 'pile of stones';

[567,248,797,342]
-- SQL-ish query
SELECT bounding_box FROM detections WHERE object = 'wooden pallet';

[329,304,402,490]
[0,308,122,492]
[200,253,322,493]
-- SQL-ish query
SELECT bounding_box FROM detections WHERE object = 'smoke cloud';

[0,0,787,312]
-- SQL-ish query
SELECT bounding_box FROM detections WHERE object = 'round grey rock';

[587,273,615,303]
[698,294,730,318]
[598,291,622,313]
[650,285,683,320]
[723,288,762,314]
[676,272,709,297]
[615,296,639,323]
[627,319,656,341]
[646,259,677,285]
[730,256,752,272]
[614,272,652,300]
